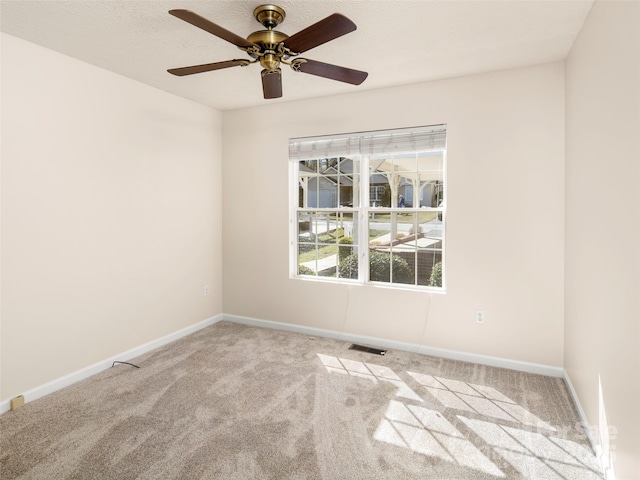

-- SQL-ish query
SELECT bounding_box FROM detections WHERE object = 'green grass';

[298,229,344,264]
[299,245,338,264]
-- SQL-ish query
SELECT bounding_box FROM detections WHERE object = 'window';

[369,185,386,204]
[290,125,446,290]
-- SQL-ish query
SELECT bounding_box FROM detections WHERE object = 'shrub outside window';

[290,125,446,290]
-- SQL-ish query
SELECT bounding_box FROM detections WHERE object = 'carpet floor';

[0,321,603,479]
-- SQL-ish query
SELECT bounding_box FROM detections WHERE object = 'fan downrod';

[253,4,286,29]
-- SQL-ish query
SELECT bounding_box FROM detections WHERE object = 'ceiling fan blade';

[169,9,255,49]
[283,13,356,54]
[293,59,368,85]
[168,59,250,76]
[262,69,283,99]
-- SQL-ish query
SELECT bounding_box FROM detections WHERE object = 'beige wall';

[565,2,640,479]
[222,62,566,367]
[1,34,223,401]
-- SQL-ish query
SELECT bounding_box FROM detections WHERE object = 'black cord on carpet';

[111,361,140,368]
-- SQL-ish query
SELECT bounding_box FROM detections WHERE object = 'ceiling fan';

[167,4,368,99]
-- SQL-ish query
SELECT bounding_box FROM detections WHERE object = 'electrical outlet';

[475,310,485,324]
[204,285,209,296]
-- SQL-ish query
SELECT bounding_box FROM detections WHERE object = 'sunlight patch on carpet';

[317,354,422,401]
[374,400,505,477]
[408,371,556,431]
[459,416,603,480]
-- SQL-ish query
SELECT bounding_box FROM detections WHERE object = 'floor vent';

[349,344,387,356]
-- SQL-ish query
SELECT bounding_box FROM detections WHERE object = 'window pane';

[418,248,443,287]
[298,211,312,236]
[297,210,358,279]
[300,159,318,173]
[368,213,390,247]
[298,243,316,276]
[313,175,338,208]
[422,213,444,241]
[395,212,418,246]
[393,251,415,285]
[298,160,315,208]
[368,212,413,285]
[369,250,392,283]
[297,211,315,275]
[369,152,446,209]
[392,156,416,173]
[417,153,443,173]
[417,153,444,208]
[337,157,355,175]
[299,157,360,208]
[318,158,337,172]
[337,245,357,279]
[312,212,332,238]
[333,157,359,207]
[418,212,443,286]
[369,159,390,207]
[337,213,358,279]
[367,210,443,286]
[317,213,339,246]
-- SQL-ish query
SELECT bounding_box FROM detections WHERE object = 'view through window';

[290,125,446,290]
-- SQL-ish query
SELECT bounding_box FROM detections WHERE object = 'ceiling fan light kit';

[167,4,368,99]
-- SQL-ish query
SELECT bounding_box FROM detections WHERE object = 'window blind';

[289,124,446,161]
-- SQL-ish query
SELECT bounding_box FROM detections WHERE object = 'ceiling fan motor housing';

[246,29,289,71]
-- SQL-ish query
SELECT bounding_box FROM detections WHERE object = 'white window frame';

[289,125,446,291]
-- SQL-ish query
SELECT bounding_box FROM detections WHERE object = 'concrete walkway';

[301,254,339,274]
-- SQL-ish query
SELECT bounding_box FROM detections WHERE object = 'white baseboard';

[223,314,565,378]
[563,371,598,449]
[0,312,565,415]
[0,314,223,414]
[415,344,564,378]
[563,371,612,479]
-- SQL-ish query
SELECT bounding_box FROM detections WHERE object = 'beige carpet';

[1,321,603,479]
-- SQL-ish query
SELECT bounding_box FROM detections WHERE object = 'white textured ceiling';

[1,0,593,111]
